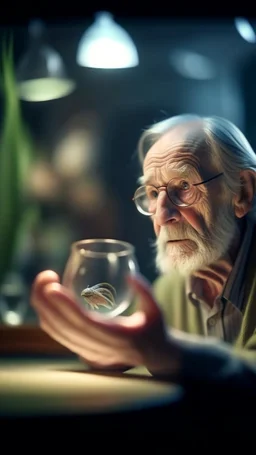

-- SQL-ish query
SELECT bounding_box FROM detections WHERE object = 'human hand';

[30,270,181,375]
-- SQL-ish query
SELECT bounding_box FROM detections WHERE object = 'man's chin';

[156,253,195,276]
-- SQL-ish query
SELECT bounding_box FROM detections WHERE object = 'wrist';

[145,334,182,381]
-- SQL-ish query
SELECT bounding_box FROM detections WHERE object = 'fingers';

[43,282,92,329]
[30,270,60,309]
[40,309,88,358]
[43,283,133,348]
[38,289,141,367]
[30,271,162,349]
[38,298,114,361]
[32,270,60,289]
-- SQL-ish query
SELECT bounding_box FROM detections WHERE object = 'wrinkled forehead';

[143,121,212,172]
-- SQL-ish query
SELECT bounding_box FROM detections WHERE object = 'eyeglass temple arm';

[193,172,224,187]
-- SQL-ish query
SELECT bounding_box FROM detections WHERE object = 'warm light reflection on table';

[0,358,183,417]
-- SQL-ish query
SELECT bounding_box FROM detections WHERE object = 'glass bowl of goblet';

[62,238,139,318]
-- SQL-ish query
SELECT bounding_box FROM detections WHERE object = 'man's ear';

[233,170,256,218]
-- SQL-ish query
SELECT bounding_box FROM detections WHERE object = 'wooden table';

[0,356,183,418]
[0,325,255,443]
[0,324,184,436]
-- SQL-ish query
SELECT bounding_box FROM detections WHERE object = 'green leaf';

[0,36,36,286]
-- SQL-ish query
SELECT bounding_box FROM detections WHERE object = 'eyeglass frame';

[132,172,224,216]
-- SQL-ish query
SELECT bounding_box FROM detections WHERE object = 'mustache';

[156,224,207,243]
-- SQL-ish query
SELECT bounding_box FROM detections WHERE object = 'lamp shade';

[234,17,256,43]
[76,11,139,69]
[16,20,76,102]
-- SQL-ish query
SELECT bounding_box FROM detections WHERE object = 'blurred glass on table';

[0,272,28,325]
[62,238,139,317]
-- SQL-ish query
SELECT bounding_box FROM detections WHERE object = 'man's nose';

[154,191,181,225]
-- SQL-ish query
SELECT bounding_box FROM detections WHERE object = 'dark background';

[1,4,256,321]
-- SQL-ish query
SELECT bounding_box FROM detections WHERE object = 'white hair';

[137,113,256,218]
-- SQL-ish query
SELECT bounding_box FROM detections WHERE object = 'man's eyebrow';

[170,163,193,175]
[137,165,200,186]
[137,175,156,185]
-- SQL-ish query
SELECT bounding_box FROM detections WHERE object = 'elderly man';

[31,114,256,387]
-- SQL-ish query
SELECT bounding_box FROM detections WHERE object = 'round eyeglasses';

[133,172,223,216]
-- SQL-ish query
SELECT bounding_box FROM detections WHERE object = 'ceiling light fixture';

[76,11,139,69]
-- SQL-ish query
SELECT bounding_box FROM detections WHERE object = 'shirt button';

[208,317,216,327]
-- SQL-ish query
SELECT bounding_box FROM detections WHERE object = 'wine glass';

[62,238,139,318]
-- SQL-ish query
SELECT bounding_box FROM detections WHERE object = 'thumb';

[126,273,162,320]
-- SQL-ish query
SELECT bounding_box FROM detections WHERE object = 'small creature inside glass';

[62,239,139,317]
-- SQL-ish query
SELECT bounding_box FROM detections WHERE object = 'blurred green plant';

[0,37,38,289]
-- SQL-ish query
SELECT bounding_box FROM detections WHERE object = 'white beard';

[154,203,239,276]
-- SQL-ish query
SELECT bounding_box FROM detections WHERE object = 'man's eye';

[180,181,190,190]
[148,189,158,199]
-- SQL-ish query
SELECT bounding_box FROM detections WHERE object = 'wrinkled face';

[143,121,239,275]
